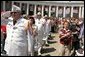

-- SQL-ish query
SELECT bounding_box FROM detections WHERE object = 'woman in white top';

[27,17,38,56]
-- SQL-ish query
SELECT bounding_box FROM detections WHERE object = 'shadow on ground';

[41,47,56,54]
[48,40,57,44]
[51,36,55,38]
[48,35,55,40]
[44,54,51,56]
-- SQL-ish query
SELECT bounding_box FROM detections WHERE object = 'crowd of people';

[58,17,84,56]
[1,5,84,56]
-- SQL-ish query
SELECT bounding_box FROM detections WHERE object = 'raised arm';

[1,11,11,25]
[25,20,33,35]
[1,11,11,19]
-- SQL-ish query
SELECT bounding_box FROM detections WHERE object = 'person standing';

[3,5,32,56]
[1,25,6,54]
[44,15,51,45]
[1,29,4,53]
[59,21,72,56]
[35,12,45,56]
[78,21,84,51]
[27,16,38,56]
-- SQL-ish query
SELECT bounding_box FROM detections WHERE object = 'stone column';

[63,6,66,18]
[27,3,29,15]
[3,1,5,11]
[49,5,51,17]
[79,6,81,18]
[20,2,21,9]
[56,6,58,17]
[42,5,44,16]
[71,6,73,18]
[82,7,84,18]
[34,5,37,15]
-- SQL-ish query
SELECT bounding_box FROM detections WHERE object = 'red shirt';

[1,25,6,33]
[59,28,72,45]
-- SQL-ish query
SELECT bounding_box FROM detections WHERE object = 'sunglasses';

[11,12,18,14]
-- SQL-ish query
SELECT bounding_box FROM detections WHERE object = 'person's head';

[71,17,75,23]
[67,19,70,23]
[23,14,28,19]
[62,18,66,21]
[49,17,52,20]
[37,12,41,19]
[11,5,21,21]
[29,16,35,24]
[44,15,48,20]
[75,18,79,24]
[63,21,69,29]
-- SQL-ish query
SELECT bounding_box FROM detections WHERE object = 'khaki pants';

[59,44,71,56]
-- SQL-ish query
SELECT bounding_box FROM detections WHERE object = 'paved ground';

[41,33,74,56]
[1,33,74,56]
[41,33,60,56]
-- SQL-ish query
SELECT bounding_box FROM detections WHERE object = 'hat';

[44,15,47,17]
[11,5,21,12]
[37,12,41,15]
[44,15,48,19]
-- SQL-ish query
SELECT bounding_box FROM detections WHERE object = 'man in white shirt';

[2,5,32,56]
[35,12,45,56]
